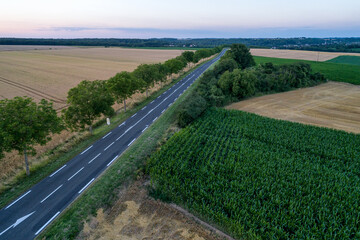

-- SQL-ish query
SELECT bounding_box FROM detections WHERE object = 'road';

[0,49,226,240]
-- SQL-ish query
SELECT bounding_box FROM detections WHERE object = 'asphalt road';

[0,49,227,240]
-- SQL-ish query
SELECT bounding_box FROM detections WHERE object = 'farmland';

[250,48,360,61]
[327,55,360,66]
[149,108,360,239]
[226,81,360,134]
[0,46,183,110]
[254,56,360,85]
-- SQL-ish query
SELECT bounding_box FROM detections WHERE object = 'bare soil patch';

[77,180,225,240]
[250,48,360,62]
[226,81,360,134]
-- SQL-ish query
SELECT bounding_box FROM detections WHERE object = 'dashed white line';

[142,106,147,110]
[118,122,125,127]
[102,132,112,139]
[49,165,67,178]
[104,142,114,151]
[88,153,101,164]
[40,185,62,203]
[5,190,31,210]
[78,178,95,194]
[80,145,93,155]
[161,109,165,114]
[152,117,158,122]
[148,108,154,113]
[131,113,137,118]
[35,211,60,236]
[142,126,149,132]
[128,138,136,146]
[150,100,155,104]
[106,155,119,167]
[68,167,84,181]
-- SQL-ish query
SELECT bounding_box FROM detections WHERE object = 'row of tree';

[0,47,222,175]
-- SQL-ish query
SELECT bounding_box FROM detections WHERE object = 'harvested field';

[226,81,360,134]
[78,180,226,240]
[251,48,360,62]
[0,47,183,110]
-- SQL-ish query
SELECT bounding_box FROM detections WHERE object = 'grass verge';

[254,56,360,85]
[36,60,207,239]
[0,59,209,209]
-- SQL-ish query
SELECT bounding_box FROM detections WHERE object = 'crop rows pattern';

[149,108,360,239]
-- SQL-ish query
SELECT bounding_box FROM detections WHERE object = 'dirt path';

[250,48,360,62]
[226,81,360,134]
[77,180,227,240]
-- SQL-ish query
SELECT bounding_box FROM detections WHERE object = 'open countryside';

[0,47,184,110]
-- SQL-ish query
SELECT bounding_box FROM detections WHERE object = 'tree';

[181,51,195,63]
[0,97,63,175]
[107,72,143,112]
[164,59,184,76]
[133,64,162,97]
[154,63,169,87]
[226,44,255,69]
[63,80,115,134]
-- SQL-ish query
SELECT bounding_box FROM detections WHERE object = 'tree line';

[0,47,222,175]
[176,44,326,127]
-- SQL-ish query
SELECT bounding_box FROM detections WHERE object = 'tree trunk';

[89,125,93,135]
[123,99,127,112]
[24,145,30,176]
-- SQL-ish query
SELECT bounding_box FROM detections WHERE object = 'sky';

[1,0,360,38]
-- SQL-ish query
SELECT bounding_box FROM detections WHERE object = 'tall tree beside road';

[63,80,115,134]
[0,97,63,175]
[226,43,255,69]
[133,64,162,97]
[107,71,144,112]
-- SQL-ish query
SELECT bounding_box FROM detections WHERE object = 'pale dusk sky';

[1,0,359,38]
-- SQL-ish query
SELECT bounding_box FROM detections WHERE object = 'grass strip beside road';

[37,63,203,239]
[0,60,208,210]
[254,56,360,85]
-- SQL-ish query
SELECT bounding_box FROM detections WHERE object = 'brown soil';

[250,48,360,62]
[226,81,360,134]
[77,180,227,240]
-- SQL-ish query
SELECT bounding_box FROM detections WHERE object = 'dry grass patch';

[251,48,360,62]
[226,81,360,134]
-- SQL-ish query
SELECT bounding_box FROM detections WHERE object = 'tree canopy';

[0,97,63,175]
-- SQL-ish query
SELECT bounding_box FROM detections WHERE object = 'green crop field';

[327,55,360,66]
[149,108,360,239]
[254,56,360,85]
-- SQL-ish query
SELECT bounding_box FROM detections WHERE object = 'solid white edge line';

[40,185,63,203]
[102,132,112,139]
[152,117,158,122]
[88,153,101,164]
[106,155,119,167]
[80,145,93,155]
[68,167,84,181]
[35,211,60,236]
[104,142,115,151]
[49,164,67,178]
[142,126,148,132]
[5,190,31,210]
[128,138,136,146]
[161,109,165,113]
[78,178,95,194]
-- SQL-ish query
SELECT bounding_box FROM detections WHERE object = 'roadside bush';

[176,92,207,128]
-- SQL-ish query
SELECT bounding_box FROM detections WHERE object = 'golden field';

[226,81,360,134]
[0,46,183,110]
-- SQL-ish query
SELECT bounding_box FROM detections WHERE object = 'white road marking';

[106,155,119,167]
[161,109,165,114]
[142,126,149,132]
[102,132,112,139]
[0,211,35,236]
[128,138,136,146]
[40,185,62,203]
[68,167,84,181]
[131,113,137,118]
[78,178,95,194]
[35,211,60,236]
[104,142,115,151]
[142,106,147,110]
[150,100,155,104]
[5,190,31,210]
[118,122,125,127]
[49,165,67,178]
[148,108,154,113]
[152,117,158,122]
[88,153,101,164]
[80,145,93,155]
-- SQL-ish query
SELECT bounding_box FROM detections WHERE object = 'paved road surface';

[0,49,226,240]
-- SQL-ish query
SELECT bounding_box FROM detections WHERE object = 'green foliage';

[327,55,360,66]
[225,43,255,69]
[181,51,195,63]
[107,71,143,103]
[150,108,360,239]
[133,64,162,92]
[254,56,360,85]
[163,59,185,75]
[0,97,62,174]
[176,92,207,128]
[218,69,256,98]
[63,80,115,133]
